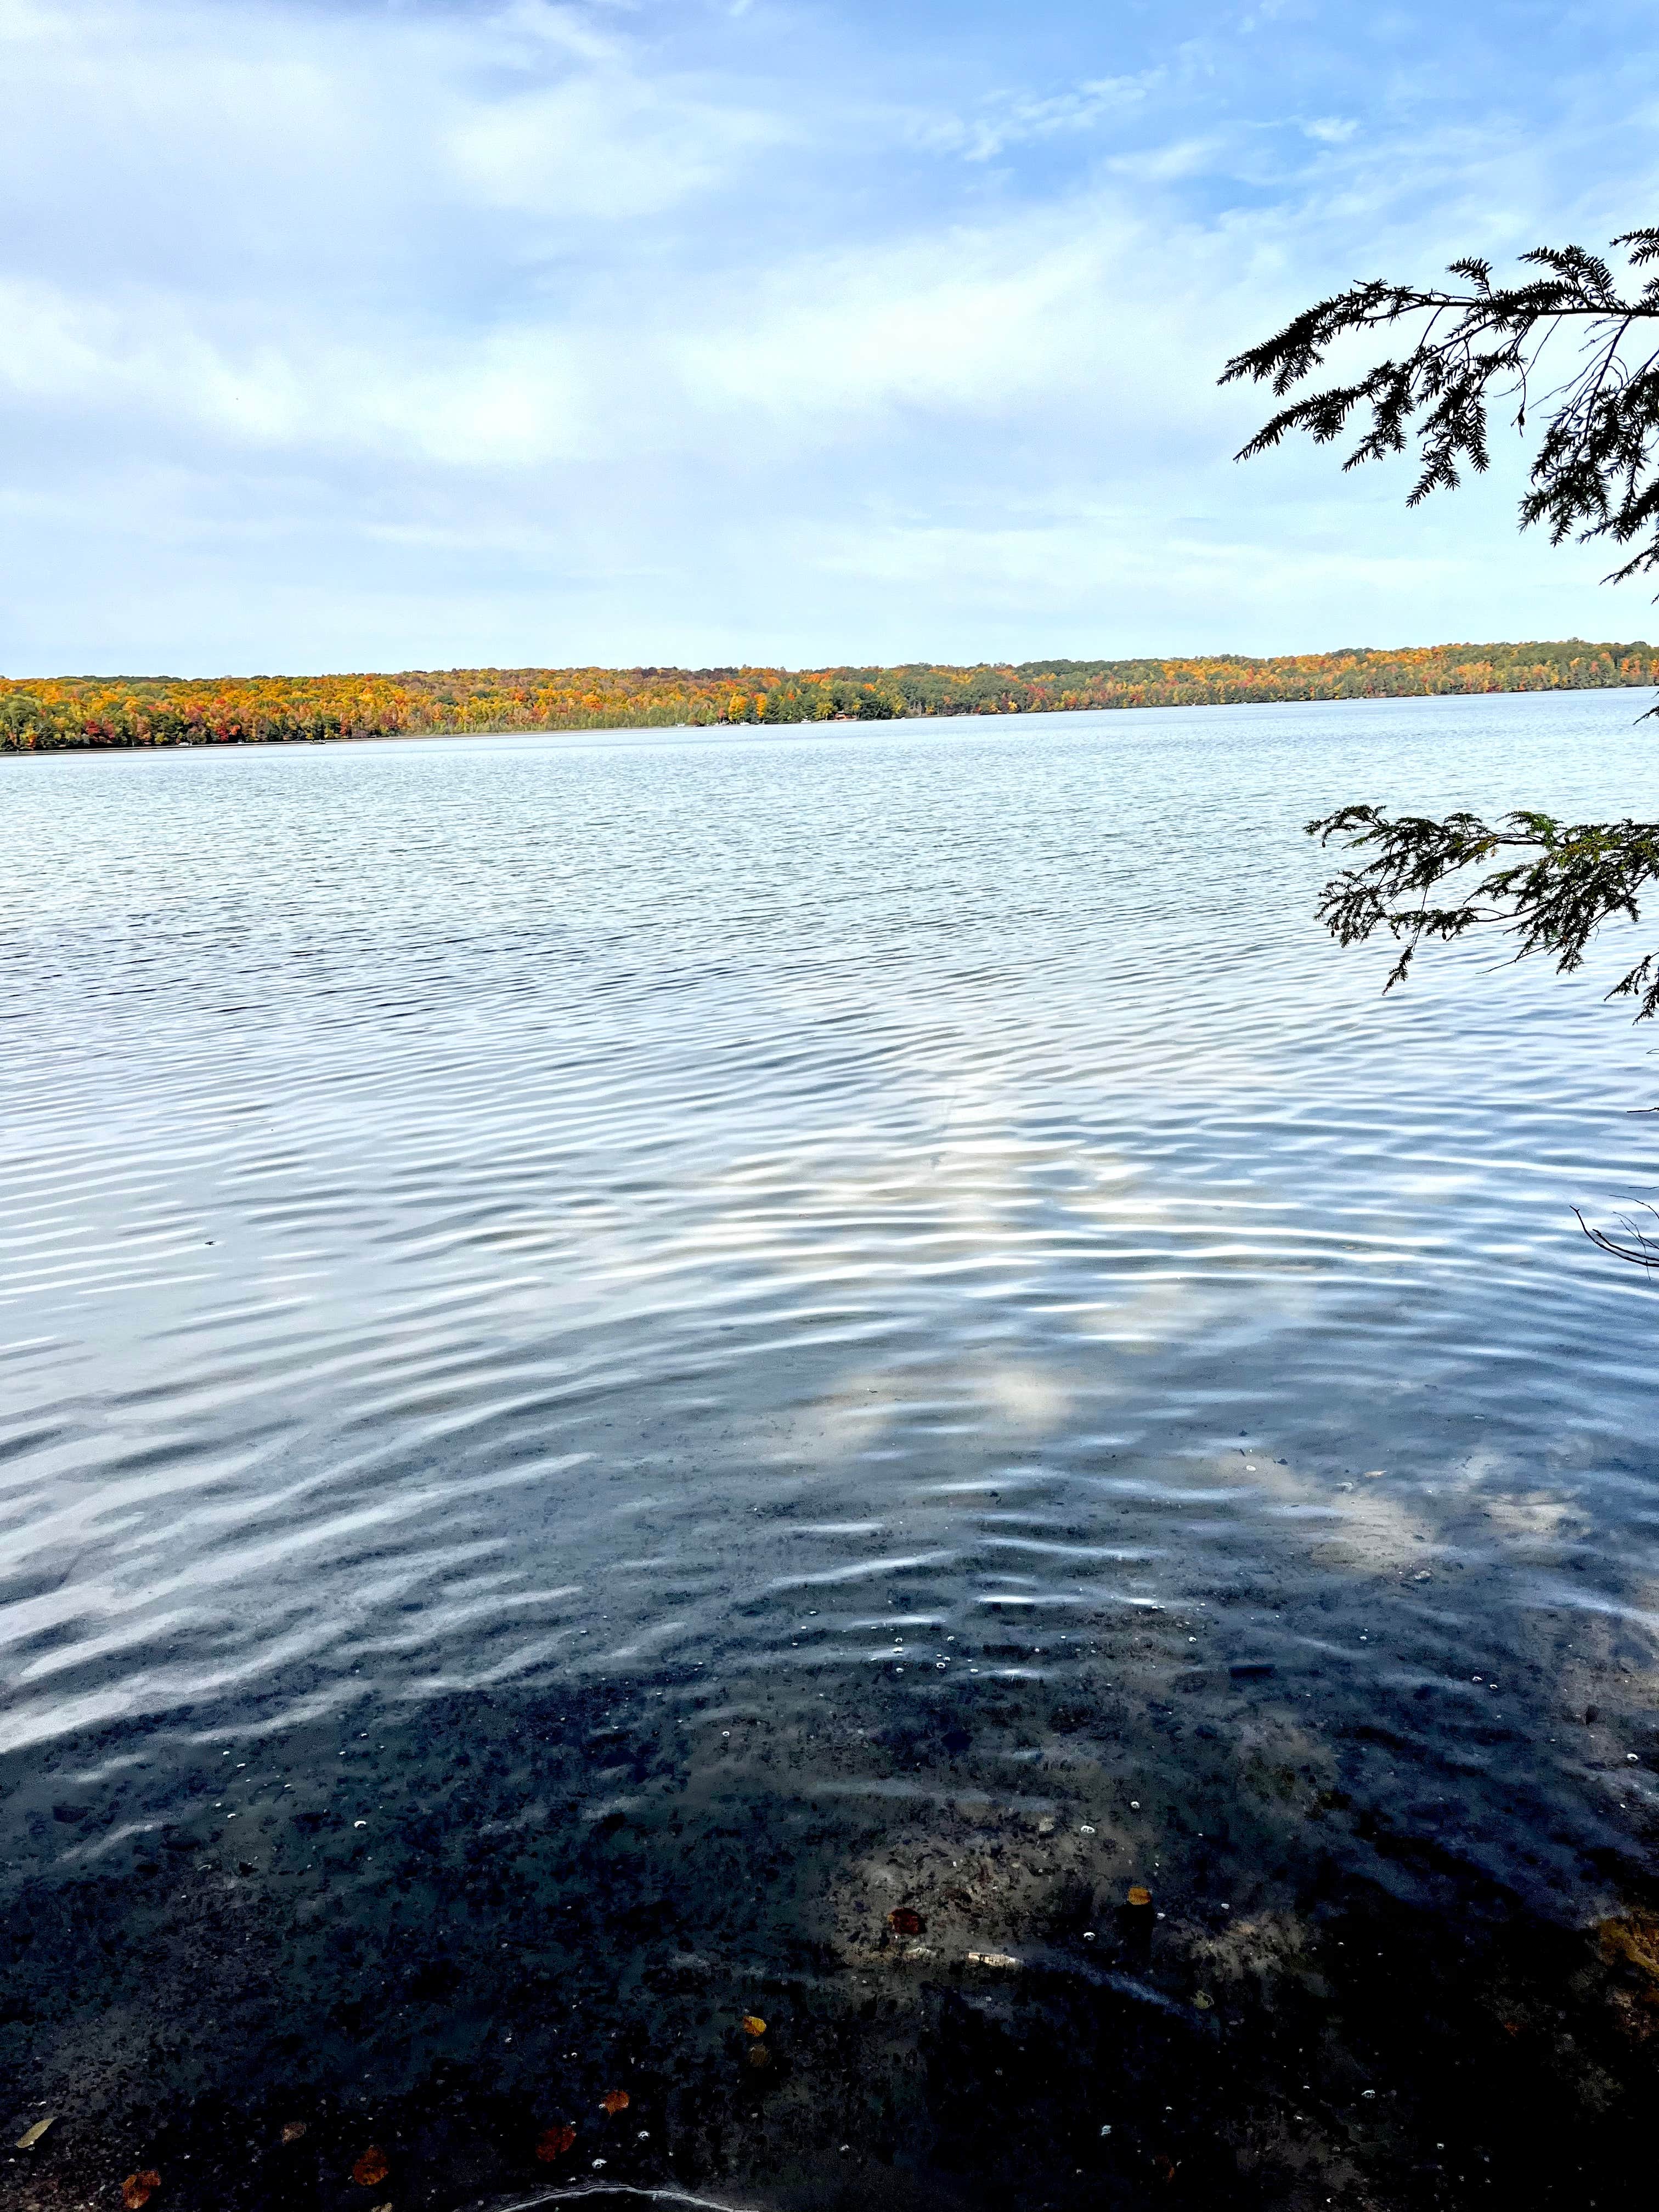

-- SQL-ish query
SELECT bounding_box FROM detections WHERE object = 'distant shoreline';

[3,639,1654,753]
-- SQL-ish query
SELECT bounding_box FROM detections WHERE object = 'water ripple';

[6,695,1659,2197]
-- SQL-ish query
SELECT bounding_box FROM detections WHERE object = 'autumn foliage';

[2,640,1655,752]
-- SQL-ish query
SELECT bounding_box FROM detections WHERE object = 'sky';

[4,0,1659,675]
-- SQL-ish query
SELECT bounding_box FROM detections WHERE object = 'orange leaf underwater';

[536,2124,578,2163]
[600,2090,630,2116]
[1127,1886,1152,1907]
[742,2016,767,2037]
[888,1909,925,1937]
[351,2146,391,2187]
[122,2174,161,2210]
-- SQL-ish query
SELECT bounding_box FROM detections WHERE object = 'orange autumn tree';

[2,640,1653,753]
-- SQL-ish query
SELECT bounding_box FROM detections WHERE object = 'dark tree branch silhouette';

[1302,805,1659,1015]
[1223,230,1659,1263]
[1575,1200,1659,1270]
[1223,232,1659,582]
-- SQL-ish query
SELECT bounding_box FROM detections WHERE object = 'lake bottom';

[9,1598,1659,2212]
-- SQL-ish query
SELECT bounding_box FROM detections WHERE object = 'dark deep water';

[5,691,1659,2210]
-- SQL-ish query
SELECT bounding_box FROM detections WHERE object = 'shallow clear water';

[5,691,1659,2209]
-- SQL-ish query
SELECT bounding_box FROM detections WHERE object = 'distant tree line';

[1,639,1654,751]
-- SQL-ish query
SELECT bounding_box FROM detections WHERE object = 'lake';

[4,688,1658,2209]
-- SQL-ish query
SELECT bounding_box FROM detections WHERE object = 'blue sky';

[4,0,1658,674]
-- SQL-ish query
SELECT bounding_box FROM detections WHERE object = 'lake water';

[4,690,1659,2210]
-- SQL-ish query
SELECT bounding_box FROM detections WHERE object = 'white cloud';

[921,72,1155,163]
[445,71,794,222]
[0,276,597,464]
[669,212,1135,425]
[1,0,1658,672]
